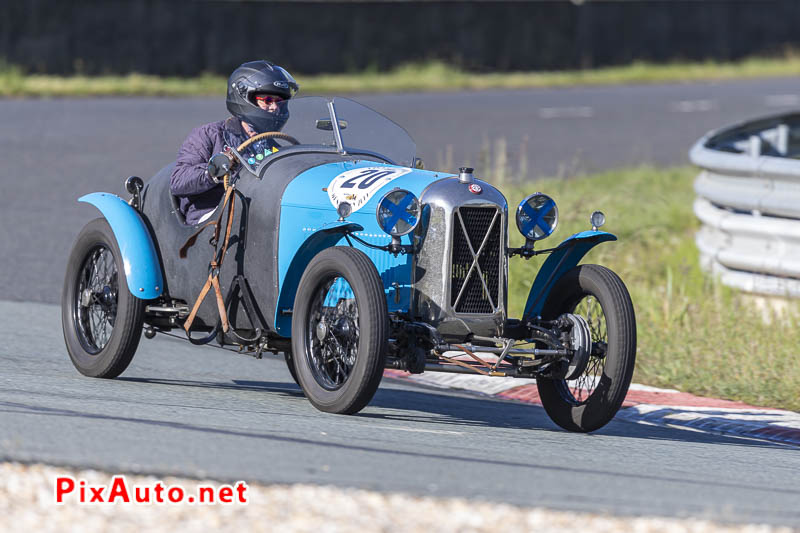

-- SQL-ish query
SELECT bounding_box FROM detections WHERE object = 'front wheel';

[284,350,299,385]
[537,264,636,432]
[61,218,145,378]
[291,247,388,414]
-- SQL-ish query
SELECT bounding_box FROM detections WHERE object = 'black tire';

[284,350,299,385]
[291,247,388,414]
[61,218,145,378]
[537,264,636,432]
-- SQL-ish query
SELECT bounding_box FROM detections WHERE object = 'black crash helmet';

[226,60,299,133]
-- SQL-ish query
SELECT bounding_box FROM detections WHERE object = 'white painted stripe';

[629,404,800,426]
[386,370,800,446]
[616,405,800,445]
[370,425,463,435]
[538,106,594,119]
[400,372,680,397]
[407,372,681,395]
[397,371,712,399]
[765,94,800,107]
[627,383,680,393]
[671,99,716,113]
[407,372,536,395]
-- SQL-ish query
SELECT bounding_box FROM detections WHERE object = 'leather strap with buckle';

[181,184,236,335]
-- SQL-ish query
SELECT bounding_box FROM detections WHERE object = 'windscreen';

[330,97,417,167]
[279,96,339,148]
[245,96,417,171]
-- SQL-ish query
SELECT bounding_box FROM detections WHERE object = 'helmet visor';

[244,99,291,134]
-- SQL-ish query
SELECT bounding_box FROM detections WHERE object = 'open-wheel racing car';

[62,96,636,432]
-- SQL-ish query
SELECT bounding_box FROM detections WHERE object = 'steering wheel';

[237,131,300,152]
[217,131,300,187]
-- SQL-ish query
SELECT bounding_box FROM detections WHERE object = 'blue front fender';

[79,193,164,300]
[522,230,616,319]
[275,221,364,335]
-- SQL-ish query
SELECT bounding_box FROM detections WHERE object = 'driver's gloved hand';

[207,151,237,183]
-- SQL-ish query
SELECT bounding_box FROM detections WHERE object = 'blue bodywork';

[79,193,164,300]
[77,164,615,333]
[275,160,451,336]
[523,230,616,319]
[274,159,615,335]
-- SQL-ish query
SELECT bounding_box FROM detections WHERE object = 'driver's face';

[255,94,283,112]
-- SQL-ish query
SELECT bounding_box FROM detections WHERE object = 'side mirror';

[315,118,348,131]
[124,176,143,194]
[125,176,144,210]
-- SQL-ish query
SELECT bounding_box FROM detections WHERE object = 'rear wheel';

[291,247,388,414]
[537,264,636,432]
[62,218,145,378]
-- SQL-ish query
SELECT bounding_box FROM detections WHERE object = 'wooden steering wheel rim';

[236,131,300,152]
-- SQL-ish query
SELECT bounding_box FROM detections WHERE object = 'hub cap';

[559,295,608,404]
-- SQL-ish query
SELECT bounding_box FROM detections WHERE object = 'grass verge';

[3,54,800,97]
[503,166,800,412]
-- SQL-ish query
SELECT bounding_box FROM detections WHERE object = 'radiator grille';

[450,206,501,313]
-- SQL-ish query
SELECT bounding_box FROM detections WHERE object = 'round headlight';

[376,189,421,237]
[516,193,558,241]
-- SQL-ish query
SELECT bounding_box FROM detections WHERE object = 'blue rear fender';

[522,230,616,319]
[78,193,164,300]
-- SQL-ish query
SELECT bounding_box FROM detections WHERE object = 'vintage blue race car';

[62,96,636,432]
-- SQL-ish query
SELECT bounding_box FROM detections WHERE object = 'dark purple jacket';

[170,117,248,225]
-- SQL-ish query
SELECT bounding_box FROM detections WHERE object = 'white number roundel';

[328,166,411,214]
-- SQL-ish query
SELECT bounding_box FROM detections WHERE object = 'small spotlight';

[591,211,605,230]
[337,202,352,221]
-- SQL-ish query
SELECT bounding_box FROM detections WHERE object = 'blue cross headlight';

[376,189,421,237]
[516,193,558,241]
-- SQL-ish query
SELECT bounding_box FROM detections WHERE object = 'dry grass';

[4,54,800,97]
[501,166,800,412]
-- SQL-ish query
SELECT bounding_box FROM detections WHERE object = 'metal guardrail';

[690,112,800,297]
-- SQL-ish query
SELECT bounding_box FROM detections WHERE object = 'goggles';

[254,94,284,105]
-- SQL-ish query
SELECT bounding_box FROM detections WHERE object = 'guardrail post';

[748,135,762,157]
[776,124,789,156]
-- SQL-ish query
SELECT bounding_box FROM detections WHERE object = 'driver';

[170,60,299,224]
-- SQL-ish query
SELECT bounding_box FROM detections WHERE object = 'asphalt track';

[2,79,800,525]
[3,300,800,526]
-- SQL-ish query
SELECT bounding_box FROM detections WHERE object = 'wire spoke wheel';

[75,245,119,354]
[536,264,636,432]
[562,295,608,404]
[292,247,388,415]
[62,218,144,378]
[306,276,360,391]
